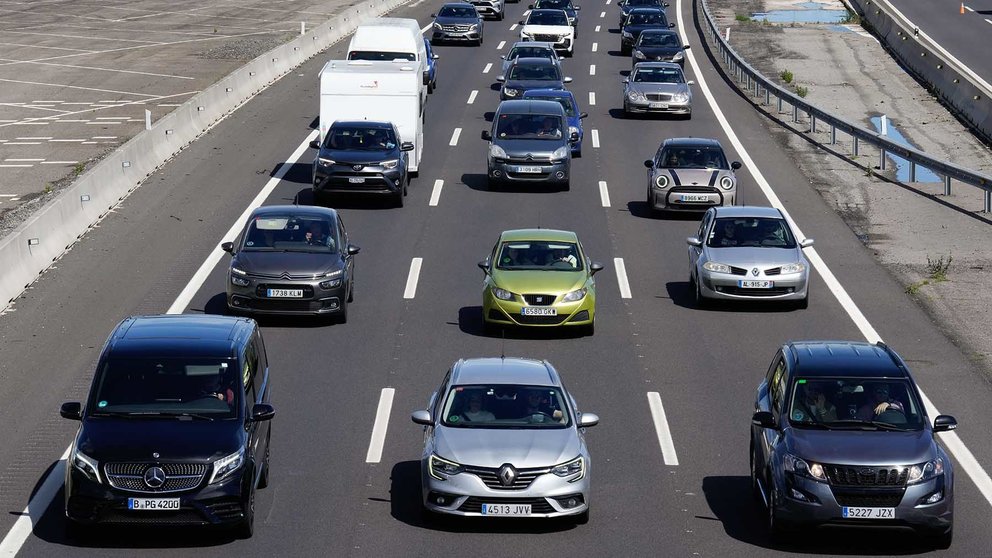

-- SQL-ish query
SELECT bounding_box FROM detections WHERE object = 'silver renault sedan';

[687,206,813,308]
[412,357,598,522]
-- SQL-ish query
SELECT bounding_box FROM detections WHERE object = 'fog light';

[924,491,943,504]
[555,171,565,179]
[789,488,809,502]
[565,498,578,508]
[437,496,446,505]
[493,169,502,177]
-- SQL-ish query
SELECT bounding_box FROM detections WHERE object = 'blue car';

[522,88,588,156]
[424,37,439,92]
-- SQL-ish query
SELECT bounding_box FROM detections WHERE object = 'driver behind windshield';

[858,383,904,420]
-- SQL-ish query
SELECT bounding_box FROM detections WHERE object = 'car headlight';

[231,274,250,287]
[318,157,335,166]
[433,22,443,30]
[702,261,731,273]
[672,50,684,61]
[209,447,245,484]
[380,159,399,170]
[551,456,585,480]
[551,146,569,160]
[561,288,587,302]
[492,286,514,300]
[627,90,645,101]
[489,144,507,159]
[503,87,519,97]
[469,23,479,30]
[780,262,806,274]
[231,266,247,276]
[655,174,669,188]
[719,176,735,190]
[319,278,342,289]
[783,453,827,482]
[622,31,633,38]
[429,454,464,480]
[672,91,690,103]
[633,50,646,59]
[907,457,944,485]
[71,447,101,484]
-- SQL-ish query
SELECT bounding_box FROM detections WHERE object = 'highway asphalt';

[1,0,991,555]
[895,0,992,84]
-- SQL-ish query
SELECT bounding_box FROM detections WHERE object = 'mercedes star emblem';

[498,464,518,486]
[144,466,166,489]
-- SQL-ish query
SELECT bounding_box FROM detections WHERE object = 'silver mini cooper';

[644,137,741,212]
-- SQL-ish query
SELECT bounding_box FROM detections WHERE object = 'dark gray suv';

[750,341,956,548]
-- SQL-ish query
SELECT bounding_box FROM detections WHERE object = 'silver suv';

[751,341,956,548]
[412,357,598,521]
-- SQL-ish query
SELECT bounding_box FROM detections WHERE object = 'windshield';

[638,32,679,46]
[508,64,561,81]
[628,12,666,24]
[495,113,565,140]
[496,240,583,270]
[526,94,576,117]
[440,384,571,428]
[627,0,661,6]
[347,50,416,61]
[536,0,571,8]
[438,6,477,17]
[242,213,338,252]
[632,67,684,83]
[788,378,925,430]
[658,145,728,169]
[707,217,796,248]
[508,46,555,61]
[528,11,569,25]
[89,358,240,418]
[324,126,397,151]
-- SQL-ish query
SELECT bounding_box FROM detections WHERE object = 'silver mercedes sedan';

[412,357,598,522]
[687,206,813,308]
[622,62,693,117]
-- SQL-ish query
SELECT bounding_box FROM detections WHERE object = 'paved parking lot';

[0,0,361,231]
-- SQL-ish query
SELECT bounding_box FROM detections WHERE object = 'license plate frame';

[128,498,181,511]
[842,507,896,520]
[267,288,304,298]
[680,194,709,202]
[348,177,366,184]
[521,307,557,316]
[738,280,774,289]
[481,503,532,516]
[649,102,670,109]
[515,166,543,174]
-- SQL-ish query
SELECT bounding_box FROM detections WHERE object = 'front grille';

[523,294,556,305]
[832,490,905,507]
[246,299,317,312]
[462,465,551,490]
[255,283,315,299]
[442,24,473,31]
[729,266,748,276]
[503,157,552,164]
[104,463,208,494]
[764,267,782,276]
[826,465,909,487]
[646,93,673,102]
[459,497,556,514]
[534,34,562,42]
[249,271,319,280]
[515,314,568,325]
[99,509,208,525]
[715,286,795,296]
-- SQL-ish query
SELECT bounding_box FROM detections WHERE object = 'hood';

[233,250,343,277]
[434,425,580,467]
[627,82,688,95]
[78,418,243,463]
[434,15,480,25]
[522,24,573,35]
[505,79,565,91]
[704,246,802,267]
[635,46,682,58]
[492,269,586,294]
[319,148,398,164]
[787,427,935,466]
[662,167,726,187]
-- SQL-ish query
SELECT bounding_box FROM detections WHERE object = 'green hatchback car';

[479,229,603,335]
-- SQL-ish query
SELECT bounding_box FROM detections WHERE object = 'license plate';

[842,507,895,519]
[348,177,365,183]
[521,307,557,316]
[267,288,303,298]
[650,102,669,109]
[481,503,532,516]
[739,280,773,289]
[128,498,180,511]
[680,194,709,202]
[515,166,543,174]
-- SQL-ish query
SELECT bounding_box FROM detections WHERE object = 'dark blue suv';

[750,341,956,548]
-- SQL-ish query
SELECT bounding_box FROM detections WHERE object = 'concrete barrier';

[0,0,412,310]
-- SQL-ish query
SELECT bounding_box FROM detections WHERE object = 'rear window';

[508,64,561,81]
[528,11,569,25]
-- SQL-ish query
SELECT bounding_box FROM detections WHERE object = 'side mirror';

[482,130,492,141]
[683,44,691,50]
[589,262,604,275]
[60,402,82,421]
[574,5,581,9]
[251,403,275,422]
[569,131,580,143]
[347,244,361,255]
[579,112,589,119]
[309,139,321,150]
[500,54,507,59]
[411,410,433,426]
[731,161,742,170]
[401,141,415,151]
[751,410,776,429]
[578,412,599,427]
[496,76,506,82]
[933,415,957,432]
[478,260,490,273]
[519,20,526,25]
[669,22,675,27]
[221,241,235,254]
[622,77,629,83]
[686,236,702,247]
[528,3,535,7]
[643,159,654,168]
[663,1,670,5]
[800,238,814,248]
[433,53,440,60]
[430,12,436,17]
[563,76,573,83]
[687,80,695,86]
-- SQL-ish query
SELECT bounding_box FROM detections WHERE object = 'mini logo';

[144,466,166,489]
[498,464,517,486]
[752,268,759,276]
[352,164,363,171]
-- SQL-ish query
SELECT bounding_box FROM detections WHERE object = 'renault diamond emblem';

[352,164,363,171]
[752,267,759,277]
[498,464,517,486]
[144,466,166,489]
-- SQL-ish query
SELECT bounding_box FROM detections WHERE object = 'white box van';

[347,18,430,104]
[318,60,425,173]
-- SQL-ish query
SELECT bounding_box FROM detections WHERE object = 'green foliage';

[780,69,794,84]
[926,254,952,282]
[735,14,751,22]
[795,85,809,98]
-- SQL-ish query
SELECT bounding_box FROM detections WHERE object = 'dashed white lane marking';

[986,17,992,24]
[483,62,493,73]
[14,137,51,140]
[592,42,598,52]
[86,121,123,125]
[91,136,118,139]
[4,142,41,145]
[365,388,396,463]
[497,40,506,49]
[599,10,606,17]
[0,164,32,168]
[49,139,85,142]
[420,22,432,33]
[429,179,444,206]
[964,4,974,11]
[95,116,129,120]
[647,392,679,466]
[588,91,596,105]
[404,257,423,299]
[595,24,601,32]
[591,129,600,148]
[467,90,478,104]
[4,158,43,162]
[598,180,610,207]
[0,194,17,197]
[589,64,596,75]
[41,161,78,165]
[449,127,461,146]
[606,0,612,4]
[614,257,632,298]
[510,23,518,30]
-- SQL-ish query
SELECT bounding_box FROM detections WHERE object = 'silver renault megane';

[412,357,599,521]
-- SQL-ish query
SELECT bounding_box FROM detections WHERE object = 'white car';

[519,9,574,56]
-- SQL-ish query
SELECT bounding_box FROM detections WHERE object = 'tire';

[562,180,570,191]
[257,432,270,489]
[498,10,504,20]
[583,321,595,336]
[621,44,630,56]
[573,149,581,158]
[694,273,710,309]
[65,519,88,541]
[483,319,501,337]
[623,102,631,118]
[347,277,354,303]
[796,290,809,310]
[926,526,953,550]
[749,441,762,504]
[237,487,255,539]
[478,33,484,46]
[487,177,500,191]
[394,189,404,208]
[337,300,348,324]
[312,188,325,207]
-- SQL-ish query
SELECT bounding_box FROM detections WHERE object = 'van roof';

[496,99,566,115]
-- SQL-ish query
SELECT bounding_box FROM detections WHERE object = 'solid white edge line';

[647,392,679,466]
[467,90,478,104]
[366,388,396,463]
[588,91,596,105]
[429,179,444,206]
[613,257,631,298]
[404,257,423,299]
[591,129,600,148]
[0,447,70,556]
[449,127,461,146]
[676,0,992,507]
[598,180,610,207]
[483,62,493,73]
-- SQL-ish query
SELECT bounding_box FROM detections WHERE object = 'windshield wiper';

[790,421,831,429]
[825,420,911,431]
[94,411,216,421]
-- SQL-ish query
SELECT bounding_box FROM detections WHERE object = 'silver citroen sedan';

[412,357,598,522]
[687,206,813,308]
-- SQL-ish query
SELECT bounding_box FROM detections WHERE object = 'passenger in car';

[462,394,496,422]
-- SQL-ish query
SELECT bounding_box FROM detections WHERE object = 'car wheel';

[573,149,581,158]
[258,433,271,489]
[237,487,255,539]
[562,180,570,192]
[394,189,404,208]
[694,273,710,309]
[499,10,505,20]
[926,526,953,550]
[487,177,499,191]
[337,300,348,324]
[312,188,325,207]
[347,277,354,303]
[623,102,631,118]
[483,319,501,336]
[749,441,762,503]
[796,289,809,310]
[478,33,484,46]
[64,519,88,541]
[583,320,595,336]
[621,44,630,56]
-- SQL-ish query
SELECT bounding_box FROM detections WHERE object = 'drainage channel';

[869,115,942,183]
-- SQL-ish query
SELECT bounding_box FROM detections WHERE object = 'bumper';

[648,186,732,211]
[776,474,953,533]
[632,56,685,67]
[483,290,594,327]
[432,30,482,41]
[489,159,570,185]
[521,35,573,52]
[421,463,591,517]
[471,4,502,16]
[313,168,403,195]
[65,466,249,527]
[698,269,808,300]
[625,98,692,115]
[227,277,347,315]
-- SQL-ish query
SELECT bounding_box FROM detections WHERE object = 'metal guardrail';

[695,0,992,212]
